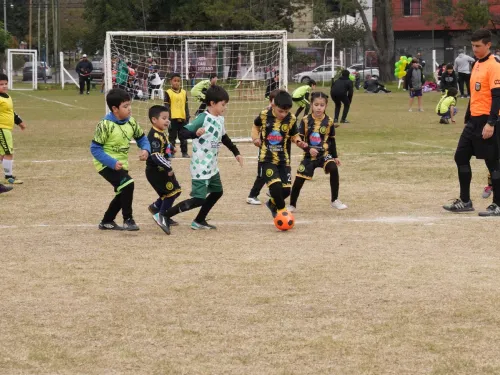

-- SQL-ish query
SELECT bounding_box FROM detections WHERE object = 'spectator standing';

[75,54,93,95]
[454,49,476,98]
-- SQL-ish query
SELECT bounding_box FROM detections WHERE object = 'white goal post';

[104,30,287,140]
[7,49,38,90]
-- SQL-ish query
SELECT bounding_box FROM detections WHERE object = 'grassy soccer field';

[1,85,500,375]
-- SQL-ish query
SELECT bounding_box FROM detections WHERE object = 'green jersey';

[184,111,225,179]
[436,95,456,114]
[191,80,211,100]
[115,60,129,85]
[92,117,145,171]
[292,85,312,99]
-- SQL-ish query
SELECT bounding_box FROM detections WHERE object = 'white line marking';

[406,142,452,150]
[13,91,87,109]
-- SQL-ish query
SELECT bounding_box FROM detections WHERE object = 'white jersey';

[184,111,225,179]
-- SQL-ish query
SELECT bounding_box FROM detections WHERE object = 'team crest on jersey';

[309,132,322,146]
[319,126,327,135]
[475,82,481,91]
[151,140,160,148]
[267,130,283,145]
[281,124,289,132]
[298,164,305,172]
[166,182,174,190]
[266,169,274,177]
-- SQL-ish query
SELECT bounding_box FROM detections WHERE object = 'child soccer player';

[435,87,458,124]
[162,85,243,233]
[292,80,316,119]
[330,70,354,123]
[145,105,182,234]
[0,73,26,185]
[264,71,280,99]
[405,59,425,111]
[164,73,190,158]
[440,64,458,93]
[247,88,282,205]
[288,92,347,212]
[191,74,218,116]
[252,91,308,218]
[90,88,151,231]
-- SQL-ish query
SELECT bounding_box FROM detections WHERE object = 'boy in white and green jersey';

[90,89,151,231]
[164,85,243,232]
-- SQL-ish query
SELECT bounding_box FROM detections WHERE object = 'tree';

[454,0,492,31]
[355,0,394,81]
[0,23,12,71]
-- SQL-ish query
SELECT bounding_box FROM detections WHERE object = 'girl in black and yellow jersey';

[288,92,347,212]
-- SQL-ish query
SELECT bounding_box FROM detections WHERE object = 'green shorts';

[191,173,223,199]
[0,129,13,156]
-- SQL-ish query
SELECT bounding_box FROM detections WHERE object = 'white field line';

[405,141,453,150]
[21,150,453,164]
[0,215,493,230]
[13,91,87,109]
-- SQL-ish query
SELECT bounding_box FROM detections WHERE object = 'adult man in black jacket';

[75,54,93,95]
[330,69,354,123]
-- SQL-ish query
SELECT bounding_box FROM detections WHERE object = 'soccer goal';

[7,49,38,90]
[104,31,287,140]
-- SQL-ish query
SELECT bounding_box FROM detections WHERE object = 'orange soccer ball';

[274,210,295,231]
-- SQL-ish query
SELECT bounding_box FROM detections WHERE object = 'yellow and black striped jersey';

[300,114,336,160]
[254,108,299,166]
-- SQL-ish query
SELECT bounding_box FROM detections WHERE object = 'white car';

[292,64,334,83]
[347,64,379,80]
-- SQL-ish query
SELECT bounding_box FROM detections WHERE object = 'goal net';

[7,49,38,90]
[104,31,287,140]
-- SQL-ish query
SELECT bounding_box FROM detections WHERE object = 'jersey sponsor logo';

[210,140,221,148]
[267,130,283,145]
[166,182,174,190]
[475,82,481,91]
[281,124,289,132]
[298,164,305,172]
[266,168,274,177]
[309,132,322,146]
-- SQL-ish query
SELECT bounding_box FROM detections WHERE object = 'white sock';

[3,159,13,176]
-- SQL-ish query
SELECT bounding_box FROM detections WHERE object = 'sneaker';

[265,200,278,218]
[98,221,123,230]
[408,108,413,112]
[123,218,140,231]
[4,176,23,184]
[443,198,474,212]
[478,203,500,216]
[191,220,217,230]
[86,91,90,95]
[246,196,261,205]
[418,108,424,112]
[182,153,190,158]
[148,203,160,215]
[331,199,348,210]
[340,120,350,123]
[0,184,13,194]
[167,217,179,226]
[153,213,170,234]
[482,185,493,199]
[333,118,339,122]
[287,205,296,213]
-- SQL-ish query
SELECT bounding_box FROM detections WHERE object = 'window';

[402,0,421,16]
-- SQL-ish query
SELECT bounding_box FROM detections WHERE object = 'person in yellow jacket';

[164,73,190,158]
[0,73,26,185]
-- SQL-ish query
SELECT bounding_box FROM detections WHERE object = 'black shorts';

[145,166,182,198]
[296,155,336,180]
[259,162,291,188]
[99,167,134,193]
[456,115,499,160]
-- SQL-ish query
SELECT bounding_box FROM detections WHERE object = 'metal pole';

[37,2,40,54]
[29,0,32,49]
[45,0,48,65]
[52,0,57,83]
[4,0,6,31]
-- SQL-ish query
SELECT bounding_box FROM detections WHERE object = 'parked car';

[90,61,104,82]
[22,62,52,81]
[293,64,334,83]
[347,64,379,80]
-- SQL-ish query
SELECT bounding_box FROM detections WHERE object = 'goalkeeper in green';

[292,80,316,119]
[191,74,218,116]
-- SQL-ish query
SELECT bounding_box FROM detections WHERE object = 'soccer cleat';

[153,213,171,234]
[98,221,123,230]
[478,203,500,216]
[287,205,296,213]
[246,196,261,205]
[148,203,160,215]
[167,217,179,226]
[86,91,90,95]
[182,153,190,158]
[439,118,449,124]
[418,108,424,112]
[0,184,13,194]
[443,198,474,212]
[191,220,217,230]
[123,218,140,231]
[4,176,23,184]
[265,200,278,218]
[482,185,493,199]
[331,199,348,210]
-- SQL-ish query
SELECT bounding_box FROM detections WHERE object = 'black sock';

[195,191,223,223]
[295,106,304,118]
[457,164,472,203]
[327,164,340,201]
[485,159,500,205]
[269,182,285,210]
[165,197,205,218]
[154,198,162,209]
[289,178,305,206]
[103,194,122,223]
[249,175,266,198]
[160,196,176,215]
[120,182,134,220]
